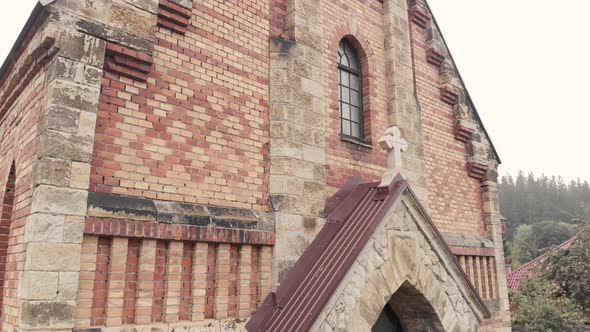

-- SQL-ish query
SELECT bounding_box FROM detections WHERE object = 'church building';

[0,0,511,330]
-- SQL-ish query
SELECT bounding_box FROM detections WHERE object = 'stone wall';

[311,193,486,331]
[0,8,59,329]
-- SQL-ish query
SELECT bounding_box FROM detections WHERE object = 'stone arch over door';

[311,193,485,332]
[386,281,445,331]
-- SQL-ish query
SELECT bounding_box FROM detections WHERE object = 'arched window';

[338,39,364,140]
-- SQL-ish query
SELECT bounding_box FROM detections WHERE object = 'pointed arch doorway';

[372,281,446,332]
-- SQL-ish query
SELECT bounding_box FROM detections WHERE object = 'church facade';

[0,0,510,331]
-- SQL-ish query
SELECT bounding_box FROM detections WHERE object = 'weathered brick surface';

[90,0,271,211]
[74,235,272,330]
[410,22,485,236]
[0,56,48,331]
[322,3,388,193]
[322,1,388,193]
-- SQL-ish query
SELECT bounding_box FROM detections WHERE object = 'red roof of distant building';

[506,237,577,291]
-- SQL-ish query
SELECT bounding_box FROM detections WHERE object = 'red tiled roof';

[506,237,577,291]
[246,176,490,332]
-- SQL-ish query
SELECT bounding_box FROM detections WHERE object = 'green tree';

[509,221,575,267]
[544,217,590,315]
[511,277,585,331]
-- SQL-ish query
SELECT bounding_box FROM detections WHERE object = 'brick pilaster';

[269,0,327,285]
[383,0,428,204]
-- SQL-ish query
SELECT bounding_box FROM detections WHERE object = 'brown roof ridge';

[507,236,577,290]
[247,175,490,331]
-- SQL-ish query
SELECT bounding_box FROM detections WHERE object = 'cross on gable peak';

[378,126,408,187]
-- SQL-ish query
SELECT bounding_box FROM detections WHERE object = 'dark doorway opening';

[372,304,404,332]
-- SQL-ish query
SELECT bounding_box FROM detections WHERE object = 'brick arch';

[0,162,16,326]
[328,25,376,143]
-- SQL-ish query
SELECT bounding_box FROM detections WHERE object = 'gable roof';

[246,176,490,332]
[507,237,577,291]
[422,0,501,163]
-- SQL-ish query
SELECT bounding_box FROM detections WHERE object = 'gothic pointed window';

[338,39,364,140]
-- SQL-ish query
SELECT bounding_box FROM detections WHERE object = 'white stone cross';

[378,126,407,187]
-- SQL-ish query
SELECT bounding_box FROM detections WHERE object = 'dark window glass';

[338,39,364,140]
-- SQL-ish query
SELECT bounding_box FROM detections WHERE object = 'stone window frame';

[338,39,365,142]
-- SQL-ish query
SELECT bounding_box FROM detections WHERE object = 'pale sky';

[0,1,588,181]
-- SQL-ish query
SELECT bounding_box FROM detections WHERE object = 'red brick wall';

[90,0,271,211]
[0,164,15,324]
[411,23,485,236]
[75,235,272,328]
[0,66,47,330]
[322,0,388,193]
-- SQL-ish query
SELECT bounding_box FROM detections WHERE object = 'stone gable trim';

[87,192,273,231]
[157,0,193,34]
[104,43,153,82]
[84,217,275,245]
[450,246,496,257]
[411,0,501,164]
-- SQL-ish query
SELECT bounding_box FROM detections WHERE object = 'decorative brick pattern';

[91,237,111,326]
[164,241,182,322]
[467,162,488,180]
[151,240,168,322]
[408,0,430,29]
[228,244,239,317]
[123,239,140,325]
[191,242,209,320]
[454,124,474,143]
[105,237,128,326]
[214,244,230,319]
[91,0,270,211]
[411,15,485,236]
[104,43,153,83]
[135,240,156,325]
[458,255,499,300]
[204,243,217,319]
[237,245,253,318]
[179,242,194,321]
[440,85,460,105]
[157,0,193,34]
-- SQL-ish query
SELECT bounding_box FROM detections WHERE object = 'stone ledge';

[450,246,496,257]
[442,232,495,248]
[84,217,275,245]
[87,192,273,230]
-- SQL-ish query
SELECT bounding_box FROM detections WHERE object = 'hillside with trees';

[498,171,590,267]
